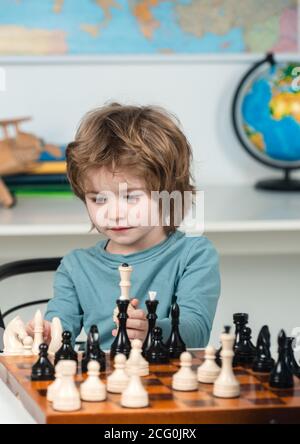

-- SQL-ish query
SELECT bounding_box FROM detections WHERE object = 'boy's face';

[84,166,163,246]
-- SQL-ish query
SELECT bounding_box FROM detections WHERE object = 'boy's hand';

[112,298,148,342]
[26,319,52,345]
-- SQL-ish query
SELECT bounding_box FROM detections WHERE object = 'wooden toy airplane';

[0,117,61,208]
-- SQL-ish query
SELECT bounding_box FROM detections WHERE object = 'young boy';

[26,103,221,350]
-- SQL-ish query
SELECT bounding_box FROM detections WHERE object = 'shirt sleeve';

[156,237,221,348]
[44,256,83,343]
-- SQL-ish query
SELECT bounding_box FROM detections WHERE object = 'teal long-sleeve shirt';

[45,229,221,350]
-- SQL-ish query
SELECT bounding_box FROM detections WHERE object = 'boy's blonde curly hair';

[66,102,197,235]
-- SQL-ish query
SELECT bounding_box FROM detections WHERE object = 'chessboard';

[0,350,299,424]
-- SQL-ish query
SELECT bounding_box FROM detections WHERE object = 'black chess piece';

[216,325,231,366]
[142,296,159,357]
[269,330,294,389]
[232,313,256,367]
[286,337,300,379]
[110,299,131,360]
[31,343,55,381]
[252,325,275,373]
[54,331,78,366]
[233,326,256,366]
[145,326,169,364]
[82,325,106,373]
[165,298,186,358]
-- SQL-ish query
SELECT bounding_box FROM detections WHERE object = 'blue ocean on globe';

[241,64,300,163]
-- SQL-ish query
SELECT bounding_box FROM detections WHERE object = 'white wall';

[1,55,299,187]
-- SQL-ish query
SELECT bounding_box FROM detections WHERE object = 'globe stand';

[255,170,300,192]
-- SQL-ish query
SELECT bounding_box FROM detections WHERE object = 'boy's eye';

[125,194,140,202]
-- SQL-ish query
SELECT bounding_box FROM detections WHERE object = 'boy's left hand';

[112,298,148,342]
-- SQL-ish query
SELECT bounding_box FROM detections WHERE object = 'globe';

[232,53,300,191]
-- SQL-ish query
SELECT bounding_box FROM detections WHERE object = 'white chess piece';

[197,345,221,383]
[113,263,135,324]
[213,329,240,398]
[126,339,149,377]
[48,317,63,356]
[32,310,44,355]
[107,354,130,394]
[47,361,63,402]
[172,352,198,391]
[52,360,81,412]
[3,316,27,355]
[121,352,149,408]
[23,336,33,357]
[80,360,106,402]
[148,291,157,301]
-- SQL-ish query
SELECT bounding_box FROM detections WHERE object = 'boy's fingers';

[128,309,146,320]
[130,298,139,308]
[126,318,147,331]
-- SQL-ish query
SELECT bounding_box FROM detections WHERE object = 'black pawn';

[252,325,275,373]
[54,331,78,366]
[31,343,55,381]
[286,337,300,379]
[269,330,294,389]
[216,325,231,366]
[110,299,131,359]
[82,325,106,373]
[233,326,256,366]
[145,326,169,364]
[165,299,186,358]
[142,297,159,357]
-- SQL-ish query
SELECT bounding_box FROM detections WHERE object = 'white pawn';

[23,336,33,357]
[32,310,44,355]
[80,361,106,402]
[121,352,149,408]
[172,352,198,391]
[126,339,149,377]
[48,317,63,356]
[52,360,81,412]
[107,354,130,394]
[197,345,221,383]
[47,361,63,402]
[213,329,240,398]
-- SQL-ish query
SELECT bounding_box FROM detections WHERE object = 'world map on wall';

[0,0,298,55]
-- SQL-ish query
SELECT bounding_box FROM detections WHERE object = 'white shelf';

[0,185,299,236]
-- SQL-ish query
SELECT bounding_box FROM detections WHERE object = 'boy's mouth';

[109,227,134,232]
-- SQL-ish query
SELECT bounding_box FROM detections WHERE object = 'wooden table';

[0,350,299,424]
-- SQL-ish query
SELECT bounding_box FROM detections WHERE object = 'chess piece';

[286,337,300,379]
[110,299,132,360]
[107,354,130,394]
[23,336,33,357]
[126,339,149,377]
[121,352,149,408]
[47,361,64,402]
[54,331,78,366]
[32,310,44,355]
[252,325,275,373]
[81,325,106,373]
[31,343,55,381]
[80,360,106,402]
[144,327,169,364]
[3,316,27,355]
[215,325,231,366]
[213,327,240,398]
[48,317,63,356]
[269,330,294,389]
[172,352,198,391]
[233,326,256,366]
[113,263,135,324]
[165,297,186,359]
[52,360,81,412]
[232,313,256,366]
[142,291,159,356]
[197,345,221,383]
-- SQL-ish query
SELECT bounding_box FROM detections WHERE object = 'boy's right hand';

[26,319,52,345]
